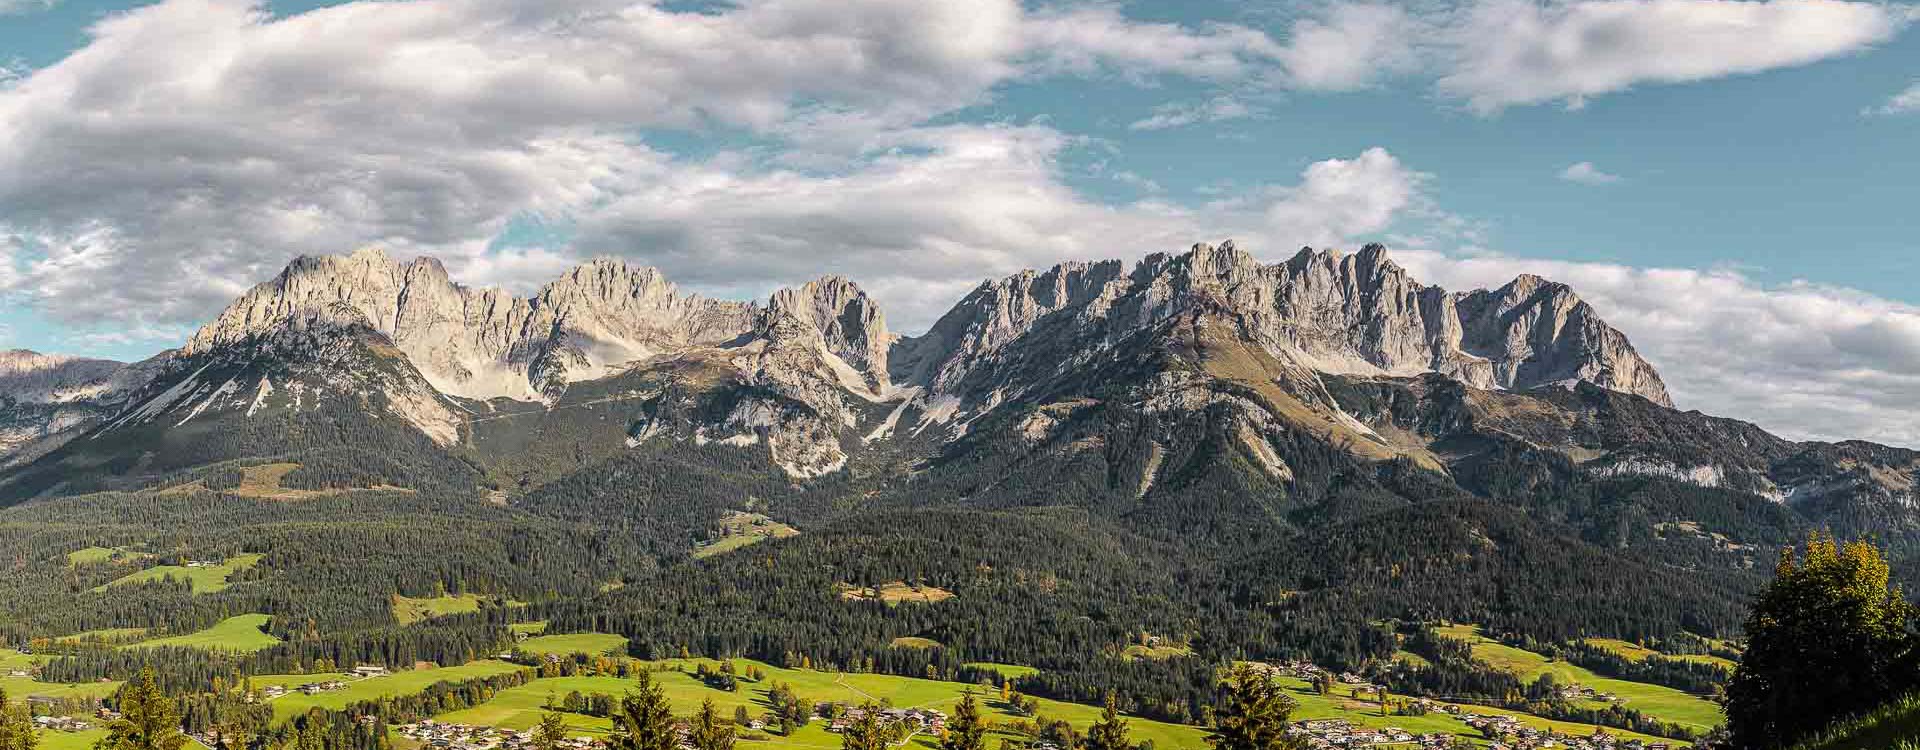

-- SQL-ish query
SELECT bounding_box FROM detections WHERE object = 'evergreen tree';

[1205,665,1302,750]
[94,668,189,750]
[1725,534,1919,748]
[1085,692,1131,750]
[940,692,986,750]
[608,671,677,750]
[1,689,43,750]
[840,705,886,750]
[533,713,568,750]
[689,699,734,750]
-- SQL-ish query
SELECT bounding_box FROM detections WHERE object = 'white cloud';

[1393,249,1920,447]
[1559,161,1624,185]
[1866,81,1920,115]
[0,0,1291,331]
[1435,0,1908,113]
[1129,96,1261,130]
[1019,5,1285,82]
[1277,3,1421,90]
[1262,148,1430,248]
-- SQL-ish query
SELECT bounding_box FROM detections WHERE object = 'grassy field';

[247,673,351,690]
[123,614,280,652]
[1586,638,1739,671]
[95,553,263,594]
[1272,675,1682,746]
[889,637,943,649]
[58,627,150,645]
[1790,692,1920,750]
[1435,625,1724,733]
[437,658,1212,750]
[36,728,106,750]
[65,546,139,566]
[391,594,524,625]
[1121,643,1196,660]
[509,622,549,636]
[1,650,121,705]
[0,674,121,704]
[692,513,799,559]
[836,582,955,605]
[268,661,526,725]
[518,633,628,657]
[962,663,1039,680]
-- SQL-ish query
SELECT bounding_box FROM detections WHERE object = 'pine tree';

[840,705,886,750]
[940,692,986,750]
[533,713,567,750]
[1,689,43,750]
[93,668,189,750]
[1085,692,1131,750]
[1205,665,1301,750]
[608,671,677,750]
[688,699,734,750]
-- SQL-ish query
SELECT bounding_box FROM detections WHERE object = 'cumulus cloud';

[1866,81,1920,115]
[0,0,1291,331]
[1262,148,1431,248]
[1435,0,1908,112]
[1277,3,1421,90]
[1393,249,1920,447]
[1559,161,1624,185]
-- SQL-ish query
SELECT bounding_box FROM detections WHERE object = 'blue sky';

[1,0,1918,443]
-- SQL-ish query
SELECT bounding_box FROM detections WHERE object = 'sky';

[0,0,1917,446]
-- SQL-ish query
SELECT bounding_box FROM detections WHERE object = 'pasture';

[123,614,281,653]
[1436,625,1724,733]
[96,553,263,594]
[268,661,526,725]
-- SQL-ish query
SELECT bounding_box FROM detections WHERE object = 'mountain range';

[4,241,1908,521]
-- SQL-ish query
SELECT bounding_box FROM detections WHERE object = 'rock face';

[0,350,163,466]
[187,248,767,403]
[892,242,1671,410]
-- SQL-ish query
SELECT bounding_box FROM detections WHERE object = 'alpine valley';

[5,241,1917,746]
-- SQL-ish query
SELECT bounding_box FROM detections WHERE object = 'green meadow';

[437,657,1211,750]
[122,614,280,653]
[268,660,526,724]
[96,553,263,594]
[517,633,628,657]
[1434,625,1724,733]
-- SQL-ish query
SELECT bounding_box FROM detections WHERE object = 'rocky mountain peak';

[767,276,893,390]
[893,240,1671,409]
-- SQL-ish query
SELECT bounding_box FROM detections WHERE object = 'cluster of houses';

[1460,713,1672,750]
[397,721,599,750]
[31,715,90,733]
[181,560,224,568]
[1290,719,1450,748]
[823,705,948,735]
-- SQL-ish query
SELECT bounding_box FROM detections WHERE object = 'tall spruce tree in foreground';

[689,699,734,750]
[1,689,42,750]
[608,671,677,750]
[94,668,188,750]
[940,692,986,750]
[533,713,568,750]
[840,705,886,750]
[1725,534,1918,748]
[1085,692,1132,750]
[1205,665,1302,750]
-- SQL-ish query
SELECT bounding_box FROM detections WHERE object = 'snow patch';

[246,378,276,417]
